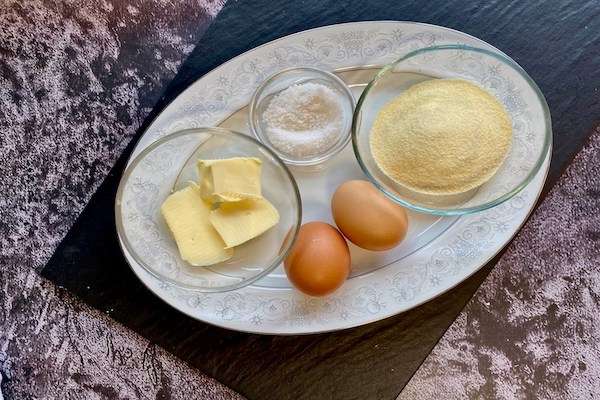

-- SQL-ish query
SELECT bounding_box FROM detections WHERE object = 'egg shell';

[284,222,350,297]
[331,180,409,251]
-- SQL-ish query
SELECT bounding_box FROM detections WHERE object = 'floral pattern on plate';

[118,22,550,334]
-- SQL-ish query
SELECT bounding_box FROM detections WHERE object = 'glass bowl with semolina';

[115,128,301,292]
[352,44,552,216]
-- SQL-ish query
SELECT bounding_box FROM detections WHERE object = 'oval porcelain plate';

[118,21,550,334]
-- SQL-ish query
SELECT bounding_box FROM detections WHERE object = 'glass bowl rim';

[115,127,303,293]
[248,66,356,166]
[351,44,553,216]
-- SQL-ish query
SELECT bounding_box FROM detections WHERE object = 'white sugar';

[262,82,348,159]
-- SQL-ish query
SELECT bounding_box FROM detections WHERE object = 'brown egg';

[284,222,350,297]
[331,180,409,251]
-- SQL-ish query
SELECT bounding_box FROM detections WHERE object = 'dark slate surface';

[41,0,600,399]
[0,0,240,399]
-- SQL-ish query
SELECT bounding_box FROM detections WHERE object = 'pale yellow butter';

[197,157,262,202]
[209,198,280,248]
[161,185,232,266]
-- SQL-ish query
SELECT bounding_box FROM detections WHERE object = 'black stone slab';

[42,0,600,399]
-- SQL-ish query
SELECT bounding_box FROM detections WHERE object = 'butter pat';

[161,185,232,266]
[197,157,262,202]
[209,198,280,248]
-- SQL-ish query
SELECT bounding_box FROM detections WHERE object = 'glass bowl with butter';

[115,127,301,292]
[352,44,552,216]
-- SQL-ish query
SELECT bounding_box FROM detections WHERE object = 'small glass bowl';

[249,67,355,166]
[352,44,552,216]
[115,127,302,292]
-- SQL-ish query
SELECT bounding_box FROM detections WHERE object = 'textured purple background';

[399,125,600,399]
[0,266,242,399]
[0,0,245,398]
[2,0,599,397]
[0,0,220,272]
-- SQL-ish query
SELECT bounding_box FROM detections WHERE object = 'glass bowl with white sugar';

[249,67,355,166]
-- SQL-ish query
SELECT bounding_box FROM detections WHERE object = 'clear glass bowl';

[352,44,552,216]
[249,67,355,166]
[115,127,302,292]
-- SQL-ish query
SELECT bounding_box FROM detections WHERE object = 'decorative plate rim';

[117,21,551,335]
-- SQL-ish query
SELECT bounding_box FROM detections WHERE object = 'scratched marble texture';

[0,0,245,398]
[0,0,221,272]
[399,127,600,399]
[0,266,242,399]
